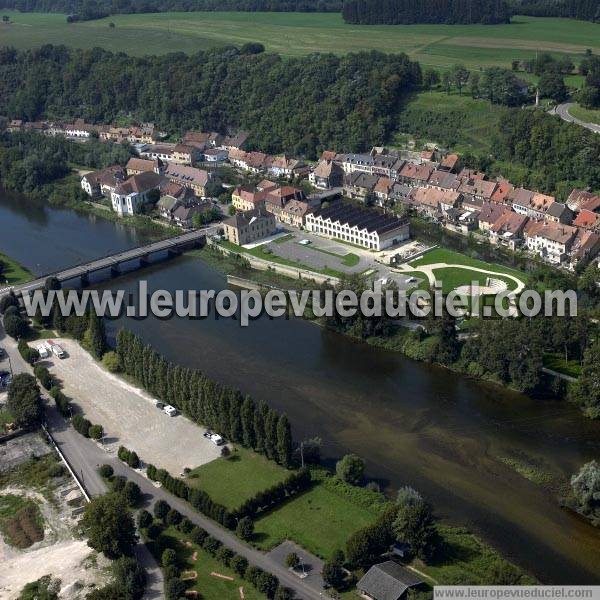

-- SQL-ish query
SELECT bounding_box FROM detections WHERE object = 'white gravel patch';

[44,339,222,474]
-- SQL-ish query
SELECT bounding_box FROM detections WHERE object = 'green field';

[185,446,291,511]
[411,248,526,280]
[148,527,266,600]
[431,267,518,294]
[396,91,509,154]
[253,473,386,559]
[0,251,33,286]
[1,12,598,68]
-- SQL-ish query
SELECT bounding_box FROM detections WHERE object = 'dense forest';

[508,0,600,21]
[0,45,421,158]
[342,0,511,25]
[493,110,600,195]
[0,0,341,20]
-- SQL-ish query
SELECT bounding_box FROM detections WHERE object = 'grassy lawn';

[148,526,266,600]
[0,494,44,549]
[219,240,343,278]
[543,352,582,378]
[0,251,33,286]
[253,472,387,559]
[185,446,291,511]
[1,12,597,68]
[416,525,535,585]
[568,104,600,125]
[396,91,509,154]
[431,267,518,294]
[410,248,526,282]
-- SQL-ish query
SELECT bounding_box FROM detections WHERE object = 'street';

[550,102,600,134]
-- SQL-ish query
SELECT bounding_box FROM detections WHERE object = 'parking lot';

[43,339,222,474]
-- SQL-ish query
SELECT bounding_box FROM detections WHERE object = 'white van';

[47,340,66,359]
[163,405,178,417]
[37,344,50,359]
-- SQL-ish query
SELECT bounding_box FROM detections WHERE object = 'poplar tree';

[241,396,256,448]
[86,311,107,359]
[276,414,293,468]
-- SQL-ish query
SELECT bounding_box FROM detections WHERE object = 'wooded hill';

[508,0,600,22]
[0,45,421,158]
[342,0,511,25]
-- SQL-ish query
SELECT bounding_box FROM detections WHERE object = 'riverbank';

[48,174,179,239]
[197,244,574,397]
[0,252,33,286]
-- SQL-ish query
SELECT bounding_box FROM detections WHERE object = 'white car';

[298,239,311,246]
[163,405,178,417]
[209,433,224,446]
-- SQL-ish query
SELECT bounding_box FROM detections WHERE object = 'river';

[1,190,599,584]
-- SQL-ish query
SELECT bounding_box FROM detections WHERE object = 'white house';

[111,171,166,216]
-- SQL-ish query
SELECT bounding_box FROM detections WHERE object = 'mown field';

[0,12,598,69]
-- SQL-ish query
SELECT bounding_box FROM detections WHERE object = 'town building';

[164,164,213,197]
[231,186,267,212]
[80,165,126,198]
[305,202,410,251]
[309,160,344,190]
[524,221,578,264]
[126,157,164,176]
[489,212,529,250]
[343,172,379,201]
[264,186,305,219]
[111,171,166,216]
[223,207,277,246]
[278,199,313,228]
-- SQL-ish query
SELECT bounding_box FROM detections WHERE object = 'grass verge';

[0,251,33,286]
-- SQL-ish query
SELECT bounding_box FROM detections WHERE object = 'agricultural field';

[185,446,291,511]
[0,12,598,69]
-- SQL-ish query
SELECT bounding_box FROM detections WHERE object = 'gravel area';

[43,339,222,474]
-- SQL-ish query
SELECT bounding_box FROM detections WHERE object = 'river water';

[1,190,599,584]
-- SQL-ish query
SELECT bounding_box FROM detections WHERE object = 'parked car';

[156,401,165,410]
[209,433,224,446]
[163,405,177,417]
[0,371,12,389]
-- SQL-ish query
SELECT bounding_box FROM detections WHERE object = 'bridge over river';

[0,228,210,297]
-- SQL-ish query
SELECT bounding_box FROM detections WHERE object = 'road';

[551,102,600,134]
[0,320,327,600]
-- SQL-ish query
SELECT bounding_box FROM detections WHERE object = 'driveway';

[551,102,600,134]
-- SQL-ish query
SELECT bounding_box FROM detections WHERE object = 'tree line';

[508,0,600,21]
[116,329,295,466]
[342,0,511,25]
[0,0,341,21]
[0,45,421,159]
